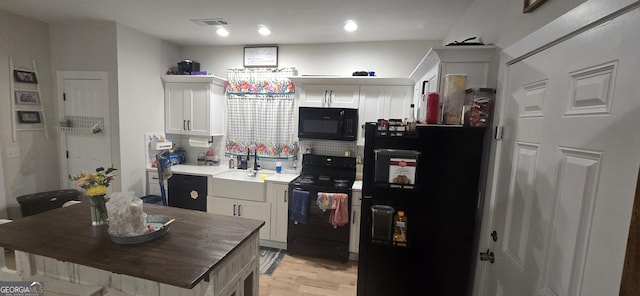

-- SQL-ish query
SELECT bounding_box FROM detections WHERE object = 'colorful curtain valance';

[226,67,297,95]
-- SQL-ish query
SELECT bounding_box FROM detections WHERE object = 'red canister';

[426,92,439,124]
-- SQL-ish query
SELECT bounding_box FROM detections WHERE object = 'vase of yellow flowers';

[69,166,117,226]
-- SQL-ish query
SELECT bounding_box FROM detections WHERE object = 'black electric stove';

[287,154,356,262]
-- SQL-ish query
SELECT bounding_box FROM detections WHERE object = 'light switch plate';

[6,146,20,158]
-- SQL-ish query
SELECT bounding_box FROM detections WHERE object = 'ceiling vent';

[191,18,229,26]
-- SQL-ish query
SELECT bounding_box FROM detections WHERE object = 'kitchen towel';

[329,193,349,228]
[317,192,335,212]
[290,189,309,224]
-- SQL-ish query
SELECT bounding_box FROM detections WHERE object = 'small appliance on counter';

[177,59,200,75]
[204,149,219,166]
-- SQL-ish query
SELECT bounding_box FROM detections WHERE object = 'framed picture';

[17,111,41,124]
[244,46,278,67]
[15,90,40,105]
[13,70,38,83]
[524,0,548,13]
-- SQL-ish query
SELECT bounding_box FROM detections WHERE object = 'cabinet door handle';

[323,90,328,107]
[329,90,334,106]
[238,204,242,216]
[183,120,187,130]
[352,211,355,224]
[187,120,191,130]
[284,190,287,203]
[233,204,237,216]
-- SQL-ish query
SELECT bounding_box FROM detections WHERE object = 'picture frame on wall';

[243,46,278,68]
[17,111,41,124]
[13,69,38,83]
[523,0,548,13]
[15,90,40,105]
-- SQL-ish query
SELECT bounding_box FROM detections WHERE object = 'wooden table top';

[0,202,264,289]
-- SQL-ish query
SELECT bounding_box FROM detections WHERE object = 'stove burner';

[318,175,331,182]
[296,176,315,185]
[334,179,350,188]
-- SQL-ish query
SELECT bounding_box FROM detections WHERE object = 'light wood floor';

[5,250,358,296]
[259,253,358,296]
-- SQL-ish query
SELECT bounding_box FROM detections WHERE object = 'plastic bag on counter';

[106,191,147,237]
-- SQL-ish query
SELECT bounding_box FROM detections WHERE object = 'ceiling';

[0,0,475,46]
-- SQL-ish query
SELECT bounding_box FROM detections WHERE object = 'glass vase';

[90,195,109,226]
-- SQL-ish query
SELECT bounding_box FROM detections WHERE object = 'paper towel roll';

[188,137,210,148]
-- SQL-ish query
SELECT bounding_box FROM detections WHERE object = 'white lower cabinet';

[349,190,362,255]
[267,182,289,244]
[146,170,162,196]
[208,196,271,241]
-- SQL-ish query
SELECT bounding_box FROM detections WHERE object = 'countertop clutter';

[162,164,300,183]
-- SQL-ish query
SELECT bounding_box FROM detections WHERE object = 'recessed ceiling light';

[344,20,358,32]
[258,26,271,36]
[216,27,229,37]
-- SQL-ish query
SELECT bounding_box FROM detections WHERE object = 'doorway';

[56,71,111,189]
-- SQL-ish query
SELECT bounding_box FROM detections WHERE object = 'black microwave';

[298,107,358,141]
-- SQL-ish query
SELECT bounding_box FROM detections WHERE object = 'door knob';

[479,249,495,263]
[491,230,498,242]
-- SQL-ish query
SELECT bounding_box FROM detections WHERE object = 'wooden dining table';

[0,201,264,295]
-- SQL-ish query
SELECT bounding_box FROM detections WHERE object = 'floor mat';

[259,247,285,275]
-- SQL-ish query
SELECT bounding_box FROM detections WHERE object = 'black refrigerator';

[357,123,486,296]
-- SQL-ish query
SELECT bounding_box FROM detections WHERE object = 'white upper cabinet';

[357,84,413,145]
[162,75,226,137]
[409,46,498,122]
[298,84,360,108]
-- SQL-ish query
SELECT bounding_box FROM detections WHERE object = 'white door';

[483,5,640,296]
[57,72,111,189]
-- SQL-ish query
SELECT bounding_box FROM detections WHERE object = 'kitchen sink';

[211,170,274,202]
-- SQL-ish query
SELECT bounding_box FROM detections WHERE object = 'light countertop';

[154,164,299,184]
[157,164,359,189]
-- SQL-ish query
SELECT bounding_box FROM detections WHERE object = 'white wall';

[444,0,586,48]
[0,10,58,215]
[115,23,180,196]
[49,20,121,190]
[181,40,440,78]
[50,21,180,196]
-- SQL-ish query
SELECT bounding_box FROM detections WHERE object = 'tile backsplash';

[165,134,364,179]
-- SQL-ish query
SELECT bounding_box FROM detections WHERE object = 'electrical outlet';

[6,146,20,158]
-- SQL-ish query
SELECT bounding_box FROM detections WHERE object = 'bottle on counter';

[426,92,440,124]
[393,210,407,244]
[408,104,416,131]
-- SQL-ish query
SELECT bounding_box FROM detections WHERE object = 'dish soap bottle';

[393,210,407,244]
